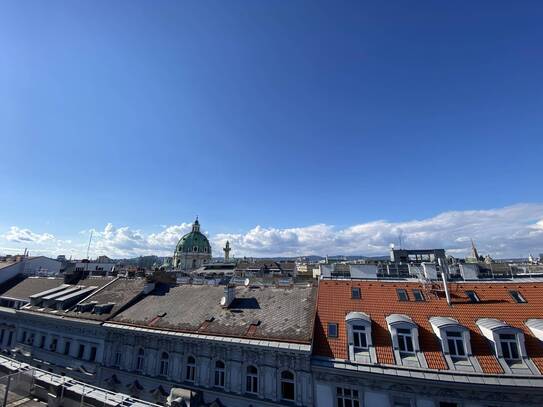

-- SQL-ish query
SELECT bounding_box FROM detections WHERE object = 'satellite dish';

[244,278,250,287]
[220,296,227,306]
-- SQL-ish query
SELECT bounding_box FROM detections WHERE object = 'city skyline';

[1,202,542,259]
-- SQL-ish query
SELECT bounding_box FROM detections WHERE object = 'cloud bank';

[2,203,543,259]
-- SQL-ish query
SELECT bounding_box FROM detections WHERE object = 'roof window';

[328,323,338,338]
[412,289,425,302]
[351,287,361,299]
[396,289,409,302]
[509,290,527,304]
[465,290,480,303]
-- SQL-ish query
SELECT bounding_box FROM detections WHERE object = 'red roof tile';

[314,279,543,374]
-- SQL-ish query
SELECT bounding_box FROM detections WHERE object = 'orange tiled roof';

[314,279,543,374]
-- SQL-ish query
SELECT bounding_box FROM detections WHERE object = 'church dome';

[174,218,212,255]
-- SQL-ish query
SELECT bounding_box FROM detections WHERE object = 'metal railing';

[0,354,161,407]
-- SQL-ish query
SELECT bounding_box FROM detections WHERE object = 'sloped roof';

[0,277,64,302]
[111,283,317,344]
[314,279,543,374]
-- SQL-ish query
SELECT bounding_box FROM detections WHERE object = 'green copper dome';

[174,218,212,255]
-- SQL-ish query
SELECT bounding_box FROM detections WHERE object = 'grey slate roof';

[0,277,64,302]
[112,283,317,344]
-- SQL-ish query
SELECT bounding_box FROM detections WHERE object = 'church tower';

[223,240,231,261]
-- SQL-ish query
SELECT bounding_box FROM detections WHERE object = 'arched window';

[193,246,198,252]
[159,352,169,376]
[246,365,258,394]
[214,360,225,388]
[280,370,295,401]
[185,356,196,382]
[135,348,145,372]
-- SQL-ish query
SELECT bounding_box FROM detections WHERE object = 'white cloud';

[3,226,55,243]
[2,203,543,259]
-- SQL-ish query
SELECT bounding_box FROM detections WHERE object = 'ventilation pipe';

[439,258,451,306]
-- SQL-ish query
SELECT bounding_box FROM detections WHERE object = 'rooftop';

[314,279,543,374]
[111,283,317,344]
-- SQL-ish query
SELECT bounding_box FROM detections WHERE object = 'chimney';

[221,285,235,308]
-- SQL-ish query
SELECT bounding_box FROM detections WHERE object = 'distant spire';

[192,217,200,232]
[471,239,479,260]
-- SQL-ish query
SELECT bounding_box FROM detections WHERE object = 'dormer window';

[429,317,478,372]
[397,328,414,355]
[499,333,520,361]
[476,318,539,375]
[386,314,427,368]
[445,331,465,358]
[345,312,375,364]
[412,289,425,302]
[352,325,367,351]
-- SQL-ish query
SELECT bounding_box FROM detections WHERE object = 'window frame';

[245,365,259,394]
[280,370,295,401]
[509,290,527,304]
[396,288,409,302]
[397,328,415,355]
[445,330,466,359]
[135,348,145,372]
[336,386,360,407]
[499,333,521,361]
[214,360,225,388]
[328,322,338,338]
[412,289,425,302]
[185,356,196,382]
[465,290,480,303]
[159,352,170,376]
[351,287,361,299]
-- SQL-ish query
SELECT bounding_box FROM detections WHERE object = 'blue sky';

[1,1,542,258]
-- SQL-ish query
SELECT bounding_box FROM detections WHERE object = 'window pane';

[406,336,414,352]
[510,343,519,359]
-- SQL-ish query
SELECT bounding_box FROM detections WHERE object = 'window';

[465,290,480,303]
[114,351,122,368]
[439,403,458,407]
[280,370,295,401]
[214,360,225,388]
[351,287,361,299]
[7,332,13,347]
[136,348,145,372]
[77,344,85,359]
[499,333,520,361]
[51,338,58,352]
[89,346,97,362]
[246,365,258,394]
[64,341,71,355]
[159,352,169,376]
[396,289,409,301]
[328,323,338,338]
[509,290,527,304]
[352,325,368,351]
[21,331,27,343]
[0,329,4,344]
[412,289,425,301]
[445,331,465,358]
[39,335,45,348]
[185,356,196,382]
[336,387,360,407]
[397,328,414,354]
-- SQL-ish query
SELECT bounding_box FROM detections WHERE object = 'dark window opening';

[328,323,338,338]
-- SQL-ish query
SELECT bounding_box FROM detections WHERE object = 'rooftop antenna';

[86,230,93,260]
